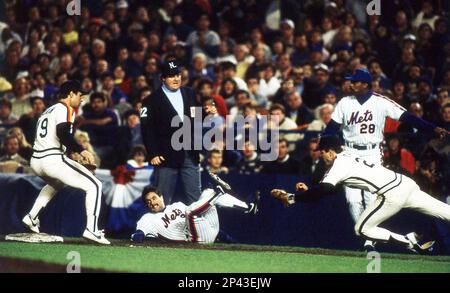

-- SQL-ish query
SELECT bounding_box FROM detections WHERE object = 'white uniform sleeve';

[331,99,345,124]
[320,157,349,186]
[136,213,158,237]
[54,104,73,124]
[382,97,405,120]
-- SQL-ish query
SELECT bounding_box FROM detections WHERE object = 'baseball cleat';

[245,191,261,215]
[208,171,232,193]
[406,232,435,254]
[83,229,111,245]
[364,241,377,253]
[22,214,40,233]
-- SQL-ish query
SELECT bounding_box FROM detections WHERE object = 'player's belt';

[345,142,378,150]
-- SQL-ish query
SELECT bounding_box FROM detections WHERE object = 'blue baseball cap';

[345,68,372,84]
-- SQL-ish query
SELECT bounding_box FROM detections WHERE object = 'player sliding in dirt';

[131,172,259,243]
[271,136,450,254]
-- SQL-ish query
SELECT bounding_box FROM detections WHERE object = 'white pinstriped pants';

[185,189,220,243]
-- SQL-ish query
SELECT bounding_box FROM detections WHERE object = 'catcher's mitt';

[270,189,295,207]
[70,152,97,172]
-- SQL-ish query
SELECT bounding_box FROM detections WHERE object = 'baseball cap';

[314,63,329,73]
[345,68,372,84]
[161,60,181,77]
[58,80,88,97]
[280,19,295,29]
[403,34,417,42]
[116,0,128,9]
[317,135,342,151]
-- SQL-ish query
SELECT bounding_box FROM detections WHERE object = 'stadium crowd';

[0,0,449,202]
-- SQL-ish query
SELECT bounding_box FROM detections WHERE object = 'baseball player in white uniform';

[131,173,259,243]
[323,68,448,251]
[22,80,110,245]
[271,136,450,253]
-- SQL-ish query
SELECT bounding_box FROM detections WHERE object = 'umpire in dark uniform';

[140,60,216,205]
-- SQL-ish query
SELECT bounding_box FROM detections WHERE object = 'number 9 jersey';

[33,102,75,156]
[331,92,406,146]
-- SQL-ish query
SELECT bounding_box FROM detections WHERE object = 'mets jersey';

[33,102,75,155]
[331,92,406,145]
[321,153,404,195]
[136,202,189,241]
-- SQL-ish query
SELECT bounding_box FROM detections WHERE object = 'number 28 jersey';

[33,102,75,156]
[331,92,405,145]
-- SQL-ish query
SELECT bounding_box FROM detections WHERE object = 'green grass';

[0,240,450,273]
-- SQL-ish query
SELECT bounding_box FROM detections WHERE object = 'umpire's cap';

[58,80,88,98]
[161,60,181,78]
[345,68,372,84]
[317,135,342,152]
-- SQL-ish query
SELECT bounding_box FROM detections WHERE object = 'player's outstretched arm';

[399,111,448,139]
[271,183,336,206]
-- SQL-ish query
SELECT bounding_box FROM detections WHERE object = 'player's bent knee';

[354,224,362,236]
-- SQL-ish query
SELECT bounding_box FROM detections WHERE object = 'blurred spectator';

[196,78,228,117]
[0,98,18,138]
[262,138,299,174]
[414,152,445,198]
[307,103,334,132]
[302,64,335,110]
[245,77,266,108]
[231,44,254,80]
[15,95,46,144]
[126,144,151,170]
[0,134,28,166]
[269,103,301,152]
[205,149,229,175]
[424,87,448,126]
[412,0,439,30]
[284,91,314,127]
[189,53,215,82]
[218,77,238,108]
[220,61,248,91]
[7,127,33,162]
[383,134,416,175]
[116,109,143,167]
[257,63,280,101]
[272,76,295,106]
[186,14,220,64]
[298,138,324,182]
[236,140,263,175]
[439,103,450,131]
[78,92,119,168]
[10,77,32,118]
[72,130,101,168]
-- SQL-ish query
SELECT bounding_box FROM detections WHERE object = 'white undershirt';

[162,84,184,122]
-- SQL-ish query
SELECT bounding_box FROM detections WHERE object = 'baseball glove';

[270,189,295,207]
[70,152,97,172]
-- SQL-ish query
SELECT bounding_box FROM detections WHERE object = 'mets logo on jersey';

[347,110,373,125]
[161,208,185,228]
